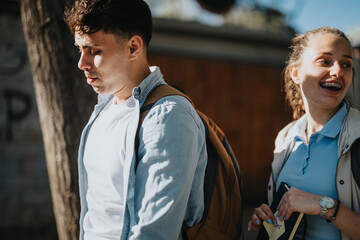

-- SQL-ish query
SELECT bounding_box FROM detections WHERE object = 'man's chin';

[91,85,101,93]
[92,86,113,95]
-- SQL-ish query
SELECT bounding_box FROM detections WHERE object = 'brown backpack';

[136,84,243,240]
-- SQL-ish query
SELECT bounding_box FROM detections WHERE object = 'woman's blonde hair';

[283,27,352,120]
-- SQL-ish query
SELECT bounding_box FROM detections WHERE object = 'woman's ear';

[289,65,300,84]
[128,35,143,60]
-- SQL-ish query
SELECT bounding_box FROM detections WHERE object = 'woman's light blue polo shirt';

[276,102,348,240]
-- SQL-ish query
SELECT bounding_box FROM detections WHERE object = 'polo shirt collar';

[319,102,348,138]
[286,102,348,141]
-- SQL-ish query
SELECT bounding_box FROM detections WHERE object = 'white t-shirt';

[83,96,136,240]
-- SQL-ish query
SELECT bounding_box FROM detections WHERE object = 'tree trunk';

[20,0,96,239]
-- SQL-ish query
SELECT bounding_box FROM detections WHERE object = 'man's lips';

[87,77,98,84]
[85,74,99,84]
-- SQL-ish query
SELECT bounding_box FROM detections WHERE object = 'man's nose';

[78,52,91,71]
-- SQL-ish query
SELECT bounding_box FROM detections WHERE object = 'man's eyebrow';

[74,43,99,49]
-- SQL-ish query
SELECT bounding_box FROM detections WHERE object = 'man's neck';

[113,64,151,104]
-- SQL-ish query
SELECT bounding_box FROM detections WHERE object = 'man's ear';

[289,65,300,84]
[128,35,144,60]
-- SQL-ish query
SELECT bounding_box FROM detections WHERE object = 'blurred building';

[2,1,359,240]
[348,28,360,109]
[147,0,296,34]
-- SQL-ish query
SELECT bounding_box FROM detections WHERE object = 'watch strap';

[327,200,340,222]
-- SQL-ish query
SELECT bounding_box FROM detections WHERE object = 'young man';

[64,1,207,239]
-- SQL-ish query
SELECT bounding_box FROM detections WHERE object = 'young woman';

[248,27,360,239]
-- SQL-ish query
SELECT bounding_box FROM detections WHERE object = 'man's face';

[75,30,131,95]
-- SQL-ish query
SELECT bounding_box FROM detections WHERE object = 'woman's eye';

[318,59,330,65]
[341,62,352,69]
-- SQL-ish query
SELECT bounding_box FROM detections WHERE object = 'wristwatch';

[319,196,335,218]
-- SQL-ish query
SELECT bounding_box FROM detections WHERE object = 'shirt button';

[339,180,345,185]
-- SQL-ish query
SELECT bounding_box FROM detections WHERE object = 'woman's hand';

[247,204,278,231]
[277,187,360,239]
[277,187,320,221]
[247,187,321,232]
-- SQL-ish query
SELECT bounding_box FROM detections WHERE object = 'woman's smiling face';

[290,33,353,112]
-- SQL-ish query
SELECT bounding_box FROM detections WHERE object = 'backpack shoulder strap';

[139,84,193,124]
[135,84,193,169]
[351,138,360,189]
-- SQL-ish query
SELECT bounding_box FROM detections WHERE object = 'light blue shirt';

[276,102,348,240]
[77,67,207,240]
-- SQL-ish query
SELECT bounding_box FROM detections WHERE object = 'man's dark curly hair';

[64,0,152,47]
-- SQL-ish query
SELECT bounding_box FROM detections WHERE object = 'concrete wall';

[0,5,57,240]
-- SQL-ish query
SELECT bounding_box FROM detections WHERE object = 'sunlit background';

[147,0,360,44]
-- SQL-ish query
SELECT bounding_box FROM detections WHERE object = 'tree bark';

[20,0,96,239]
